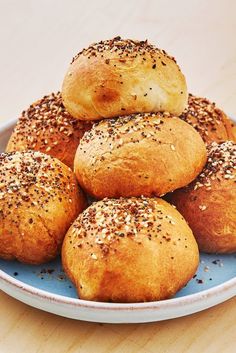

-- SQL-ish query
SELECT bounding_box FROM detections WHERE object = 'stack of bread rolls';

[2,36,236,303]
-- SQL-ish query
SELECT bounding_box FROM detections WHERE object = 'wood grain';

[0,292,236,353]
[0,0,235,352]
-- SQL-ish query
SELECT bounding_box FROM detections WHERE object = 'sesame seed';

[187,141,236,192]
[10,92,93,158]
[180,94,231,143]
[71,37,176,65]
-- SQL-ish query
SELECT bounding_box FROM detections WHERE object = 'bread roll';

[180,94,236,144]
[74,112,207,199]
[0,151,86,264]
[6,92,93,169]
[62,197,199,303]
[62,37,187,120]
[168,141,236,253]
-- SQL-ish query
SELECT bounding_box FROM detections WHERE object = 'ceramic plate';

[0,118,235,323]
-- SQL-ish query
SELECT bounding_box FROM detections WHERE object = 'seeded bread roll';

[62,197,199,303]
[168,141,236,253]
[180,94,236,144]
[6,92,93,169]
[62,37,188,120]
[0,151,86,264]
[74,112,207,199]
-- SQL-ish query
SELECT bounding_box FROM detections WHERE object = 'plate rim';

[0,117,235,316]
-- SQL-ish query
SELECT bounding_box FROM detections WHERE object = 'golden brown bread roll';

[62,197,199,303]
[168,141,236,253]
[74,112,207,199]
[180,94,236,144]
[6,92,93,169]
[62,37,188,120]
[0,151,86,264]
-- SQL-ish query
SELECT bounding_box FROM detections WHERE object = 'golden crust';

[74,112,207,199]
[6,92,93,169]
[0,151,87,264]
[168,141,236,253]
[180,94,236,144]
[62,197,199,303]
[62,37,188,120]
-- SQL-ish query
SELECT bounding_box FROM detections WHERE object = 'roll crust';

[62,37,188,120]
[180,94,236,144]
[62,197,199,303]
[0,151,86,264]
[6,92,93,169]
[74,112,207,199]
[168,141,236,253]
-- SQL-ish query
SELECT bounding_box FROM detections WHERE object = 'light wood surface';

[0,0,235,352]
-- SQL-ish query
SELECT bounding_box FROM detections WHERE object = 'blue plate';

[0,253,236,299]
[0,119,235,323]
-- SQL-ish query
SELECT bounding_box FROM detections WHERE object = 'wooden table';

[0,1,235,352]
